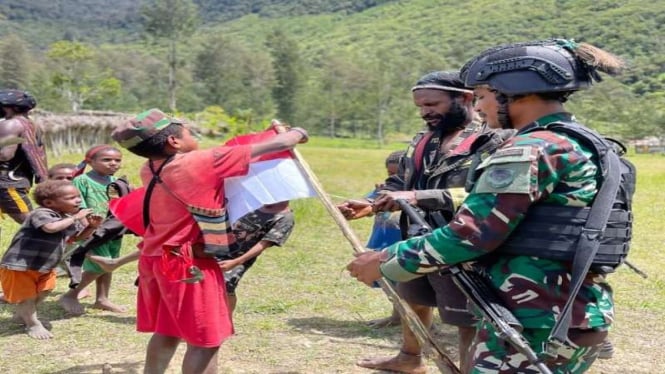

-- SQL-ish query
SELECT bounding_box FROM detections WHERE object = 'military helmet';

[0,89,37,118]
[461,39,597,96]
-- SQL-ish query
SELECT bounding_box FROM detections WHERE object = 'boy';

[111,109,307,373]
[47,163,77,181]
[0,180,102,339]
[217,201,295,318]
[363,150,404,328]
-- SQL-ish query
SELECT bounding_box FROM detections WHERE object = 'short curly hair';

[33,179,75,206]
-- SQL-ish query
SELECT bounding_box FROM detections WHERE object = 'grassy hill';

[0,0,662,140]
[0,0,393,46]
[210,0,664,94]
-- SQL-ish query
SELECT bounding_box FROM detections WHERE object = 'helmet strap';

[495,92,514,129]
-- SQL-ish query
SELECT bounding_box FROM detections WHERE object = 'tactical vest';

[400,124,511,229]
[497,121,635,274]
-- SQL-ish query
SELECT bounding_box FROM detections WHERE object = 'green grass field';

[0,138,663,373]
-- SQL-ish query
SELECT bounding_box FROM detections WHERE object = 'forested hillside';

[0,0,663,142]
[0,0,391,44]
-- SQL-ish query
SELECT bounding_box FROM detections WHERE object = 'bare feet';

[366,315,401,329]
[78,288,91,299]
[356,351,427,374]
[88,255,118,273]
[26,323,54,340]
[93,299,127,313]
[59,294,85,316]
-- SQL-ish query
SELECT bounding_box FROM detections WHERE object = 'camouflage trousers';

[466,320,602,374]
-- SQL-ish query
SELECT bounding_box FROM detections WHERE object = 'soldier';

[339,71,511,372]
[347,39,627,373]
[0,89,48,224]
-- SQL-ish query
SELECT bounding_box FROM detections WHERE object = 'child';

[58,145,125,315]
[217,201,295,318]
[110,108,307,373]
[363,150,405,328]
[46,163,79,278]
[0,180,102,339]
[47,163,77,181]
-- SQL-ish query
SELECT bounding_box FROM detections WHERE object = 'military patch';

[487,168,515,188]
[473,160,532,194]
[491,146,532,161]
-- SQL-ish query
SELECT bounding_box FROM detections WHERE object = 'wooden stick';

[275,120,460,374]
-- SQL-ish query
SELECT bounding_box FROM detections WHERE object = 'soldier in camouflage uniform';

[217,201,294,318]
[347,39,625,373]
[339,71,512,373]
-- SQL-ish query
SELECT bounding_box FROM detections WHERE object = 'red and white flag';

[109,123,316,233]
[223,123,316,223]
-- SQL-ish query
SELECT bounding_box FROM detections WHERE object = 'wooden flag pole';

[274,120,460,374]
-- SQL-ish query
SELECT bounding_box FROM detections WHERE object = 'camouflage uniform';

[380,120,512,326]
[380,113,611,373]
[219,208,295,295]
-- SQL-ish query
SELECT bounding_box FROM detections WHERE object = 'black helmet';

[0,89,37,118]
[461,39,600,96]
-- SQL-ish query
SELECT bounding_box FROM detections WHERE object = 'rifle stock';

[395,199,553,374]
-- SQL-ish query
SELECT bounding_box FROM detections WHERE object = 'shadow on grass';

[49,361,143,373]
[287,316,460,353]
[287,316,400,339]
[0,298,137,337]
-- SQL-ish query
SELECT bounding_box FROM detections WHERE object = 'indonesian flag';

[223,123,317,223]
[108,123,316,234]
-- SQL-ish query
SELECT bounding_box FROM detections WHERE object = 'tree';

[46,41,121,112]
[193,35,275,120]
[266,29,302,123]
[0,34,31,89]
[141,0,198,111]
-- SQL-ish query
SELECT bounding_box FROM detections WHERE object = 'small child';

[59,145,125,315]
[47,163,77,181]
[217,201,295,318]
[362,150,404,328]
[0,180,102,339]
[47,163,78,278]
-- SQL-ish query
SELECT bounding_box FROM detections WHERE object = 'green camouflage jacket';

[380,112,613,330]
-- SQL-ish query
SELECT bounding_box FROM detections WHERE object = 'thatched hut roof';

[29,110,204,156]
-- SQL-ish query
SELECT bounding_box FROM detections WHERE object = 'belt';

[169,243,211,259]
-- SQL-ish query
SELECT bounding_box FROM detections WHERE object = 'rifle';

[274,121,460,374]
[395,199,553,374]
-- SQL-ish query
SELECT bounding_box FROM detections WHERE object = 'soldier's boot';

[597,339,615,360]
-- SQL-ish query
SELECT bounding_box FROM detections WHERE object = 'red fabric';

[109,187,147,236]
[138,145,251,257]
[412,131,433,172]
[450,133,480,156]
[224,127,292,162]
[136,255,233,347]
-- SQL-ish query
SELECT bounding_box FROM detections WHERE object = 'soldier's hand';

[337,199,373,220]
[374,190,417,211]
[346,251,384,286]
